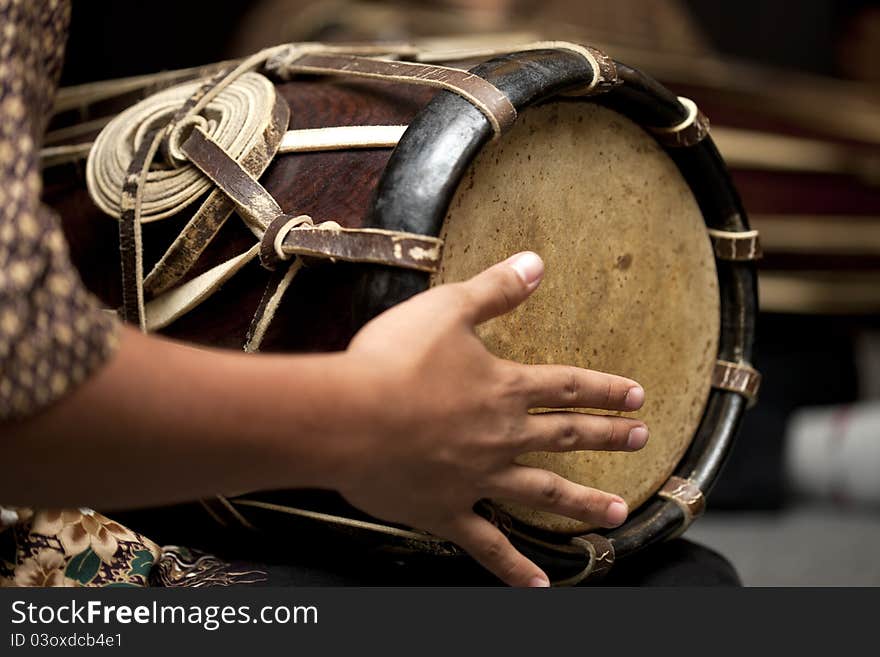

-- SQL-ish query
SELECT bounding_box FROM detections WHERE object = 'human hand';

[339,252,648,586]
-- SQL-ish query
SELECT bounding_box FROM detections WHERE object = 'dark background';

[60,0,880,84]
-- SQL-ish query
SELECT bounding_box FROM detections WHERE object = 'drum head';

[431,102,720,534]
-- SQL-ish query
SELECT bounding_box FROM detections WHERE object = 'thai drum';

[43,40,761,585]
[223,0,880,318]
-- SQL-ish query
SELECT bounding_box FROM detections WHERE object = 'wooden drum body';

[46,43,760,584]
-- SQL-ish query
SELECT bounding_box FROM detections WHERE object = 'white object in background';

[785,402,880,507]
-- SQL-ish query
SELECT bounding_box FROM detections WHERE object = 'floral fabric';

[0,507,161,587]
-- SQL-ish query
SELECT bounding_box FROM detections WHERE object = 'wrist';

[253,349,381,493]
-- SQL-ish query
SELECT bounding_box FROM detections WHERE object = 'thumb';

[460,252,544,325]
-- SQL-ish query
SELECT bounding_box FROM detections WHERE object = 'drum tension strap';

[566,534,615,586]
[179,127,444,273]
[270,52,517,137]
[648,96,710,148]
[708,227,763,261]
[176,125,444,352]
[712,360,762,407]
[506,527,616,586]
[658,476,705,537]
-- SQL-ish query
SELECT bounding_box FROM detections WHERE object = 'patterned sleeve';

[0,0,119,421]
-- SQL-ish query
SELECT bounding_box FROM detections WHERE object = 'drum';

[44,41,760,584]
[217,0,880,317]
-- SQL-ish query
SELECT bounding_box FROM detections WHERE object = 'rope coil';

[86,72,280,222]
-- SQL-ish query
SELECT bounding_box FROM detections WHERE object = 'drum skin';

[433,103,719,533]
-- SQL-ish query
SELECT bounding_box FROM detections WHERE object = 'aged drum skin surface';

[432,103,720,533]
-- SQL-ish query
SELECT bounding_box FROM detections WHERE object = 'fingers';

[488,466,628,529]
[445,514,550,587]
[518,363,645,412]
[519,411,649,453]
[459,252,544,325]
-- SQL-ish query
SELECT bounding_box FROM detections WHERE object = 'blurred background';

[57,0,880,585]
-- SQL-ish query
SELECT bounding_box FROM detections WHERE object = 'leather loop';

[558,44,620,96]
[259,214,313,270]
[712,360,762,406]
[708,228,763,261]
[557,534,614,586]
[649,96,710,147]
[658,476,705,537]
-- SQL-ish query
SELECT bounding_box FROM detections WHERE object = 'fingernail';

[528,576,551,588]
[624,386,645,411]
[627,426,649,450]
[507,252,544,289]
[607,500,628,526]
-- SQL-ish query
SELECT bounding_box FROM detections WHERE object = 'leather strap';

[96,70,286,327]
[87,72,279,221]
[658,476,705,537]
[118,127,163,329]
[182,128,444,273]
[411,39,619,95]
[278,125,407,152]
[269,221,444,273]
[45,124,407,168]
[507,527,615,586]
[143,245,260,332]
[708,228,763,262]
[574,534,615,582]
[143,89,291,297]
[271,52,517,137]
[555,44,619,95]
[181,126,281,232]
[712,360,762,406]
[244,260,304,353]
[649,96,710,147]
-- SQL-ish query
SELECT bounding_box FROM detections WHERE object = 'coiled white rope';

[86,71,279,222]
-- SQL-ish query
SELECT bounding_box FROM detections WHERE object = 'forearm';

[0,326,367,509]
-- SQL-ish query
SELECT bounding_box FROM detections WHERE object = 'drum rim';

[355,48,758,575]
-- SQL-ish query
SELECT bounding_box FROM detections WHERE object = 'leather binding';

[145,90,291,297]
[708,227,763,261]
[578,533,616,582]
[559,44,620,96]
[648,96,711,147]
[278,225,443,273]
[180,128,444,273]
[279,53,517,137]
[658,476,705,537]
[712,360,762,407]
